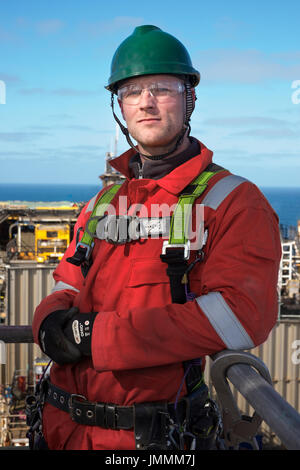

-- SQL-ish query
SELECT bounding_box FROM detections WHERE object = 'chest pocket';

[125,258,171,308]
[127,259,170,287]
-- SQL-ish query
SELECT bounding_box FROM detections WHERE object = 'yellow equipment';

[35,223,70,263]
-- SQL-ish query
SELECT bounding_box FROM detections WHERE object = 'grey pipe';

[226,362,300,450]
[0,326,34,343]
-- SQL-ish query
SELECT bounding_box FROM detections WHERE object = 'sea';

[0,183,300,228]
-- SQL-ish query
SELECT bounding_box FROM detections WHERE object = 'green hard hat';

[106,25,200,92]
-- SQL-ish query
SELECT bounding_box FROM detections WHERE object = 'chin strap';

[110,81,195,161]
[111,93,138,152]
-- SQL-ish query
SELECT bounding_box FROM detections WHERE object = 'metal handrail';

[211,350,300,450]
[1,326,300,449]
[0,326,33,343]
[227,362,300,450]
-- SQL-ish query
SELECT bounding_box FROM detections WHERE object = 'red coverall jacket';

[32,140,282,450]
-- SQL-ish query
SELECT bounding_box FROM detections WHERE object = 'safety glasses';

[117,80,185,105]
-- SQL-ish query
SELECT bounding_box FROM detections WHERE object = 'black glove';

[63,311,98,356]
[39,307,83,365]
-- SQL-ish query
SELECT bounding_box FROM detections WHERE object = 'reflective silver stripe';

[196,292,255,350]
[201,175,248,210]
[51,281,80,294]
[85,193,99,213]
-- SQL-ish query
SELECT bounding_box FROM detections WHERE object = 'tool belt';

[45,379,134,429]
[42,378,220,450]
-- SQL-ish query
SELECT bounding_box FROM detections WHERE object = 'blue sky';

[0,0,300,187]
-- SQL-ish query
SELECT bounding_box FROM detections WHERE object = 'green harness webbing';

[80,184,122,250]
[160,167,225,305]
[66,183,122,273]
[162,169,223,256]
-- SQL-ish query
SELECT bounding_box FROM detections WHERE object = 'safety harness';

[67,163,225,297]
[26,164,226,450]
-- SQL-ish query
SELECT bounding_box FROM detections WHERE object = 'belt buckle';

[69,393,88,420]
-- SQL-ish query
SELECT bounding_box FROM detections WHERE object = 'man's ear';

[118,98,125,119]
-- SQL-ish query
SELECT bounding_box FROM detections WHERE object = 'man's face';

[118,74,186,152]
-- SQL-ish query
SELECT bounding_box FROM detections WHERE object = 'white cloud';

[18,87,98,96]
[79,16,144,36]
[195,48,300,84]
[0,131,49,142]
[213,16,252,41]
[0,26,18,42]
[202,116,290,127]
[35,19,64,35]
[19,88,47,95]
[231,127,299,138]
[0,73,21,84]
[47,113,74,120]
[51,88,98,96]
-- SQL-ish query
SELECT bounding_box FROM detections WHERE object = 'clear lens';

[117,81,184,105]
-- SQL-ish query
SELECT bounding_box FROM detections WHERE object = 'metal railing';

[210,350,300,450]
[0,326,33,343]
[1,326,300,450]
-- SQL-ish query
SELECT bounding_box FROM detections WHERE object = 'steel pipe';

[0,326,34,343]
[212,350,300,450]
[227,363,300,450]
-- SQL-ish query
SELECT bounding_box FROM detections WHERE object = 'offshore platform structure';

[278,222,300,316]
[99,125,126,188]
[0,204,80,265]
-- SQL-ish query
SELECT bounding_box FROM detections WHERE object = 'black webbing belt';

[160,247,189,304]
[43,379,189,430]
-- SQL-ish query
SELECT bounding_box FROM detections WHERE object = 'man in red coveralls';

[31,25,281,450]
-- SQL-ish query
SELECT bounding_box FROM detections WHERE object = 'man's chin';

[135,136,178,152]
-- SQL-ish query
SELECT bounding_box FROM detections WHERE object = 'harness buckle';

[76,241,94,260]
[66,241,94,267]
[161,240,191,260]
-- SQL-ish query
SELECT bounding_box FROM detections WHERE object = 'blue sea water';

[0,183,101,205]
[0,183,299,228]
[261,187,300,228]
